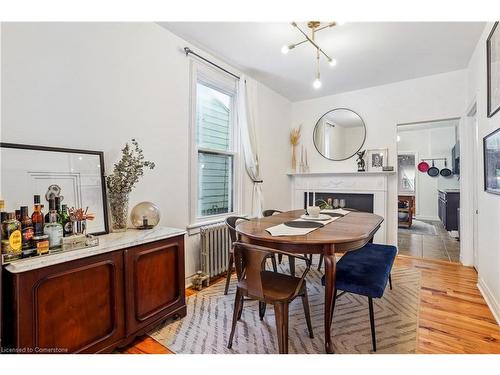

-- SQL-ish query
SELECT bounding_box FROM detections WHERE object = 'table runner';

[265,209,351,236]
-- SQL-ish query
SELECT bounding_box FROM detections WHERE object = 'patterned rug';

[149,260,421,354]
[399,220,438,236]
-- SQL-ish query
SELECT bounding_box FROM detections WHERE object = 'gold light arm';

[290,22,334,61]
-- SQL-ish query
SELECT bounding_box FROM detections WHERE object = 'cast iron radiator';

[200,221,231,282]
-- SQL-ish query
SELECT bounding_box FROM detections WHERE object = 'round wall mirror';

[313,108,366,161]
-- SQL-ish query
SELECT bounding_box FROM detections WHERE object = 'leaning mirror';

[0,143,109,235]
[313,108,366,161]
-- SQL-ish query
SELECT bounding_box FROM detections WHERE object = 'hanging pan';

[418,160,430,172]
[440,160,453,177]
[427,160,440,177]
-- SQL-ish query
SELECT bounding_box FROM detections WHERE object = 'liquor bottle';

[59,204,72,237]
[0,200,6,226]
[43,207,63,250]
[31,195,45,236]
[15,209,21,221]
[44,198,60,223]
[1,212,22,261]
[20,206,35,256]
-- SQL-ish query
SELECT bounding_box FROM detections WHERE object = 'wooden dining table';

[236,209,384,354]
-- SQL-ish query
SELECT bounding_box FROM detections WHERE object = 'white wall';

[291,70,466,246]
[464,22,500,323]
[0,22,291,282]
[398,124,459,220]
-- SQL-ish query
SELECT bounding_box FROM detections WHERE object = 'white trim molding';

[477,277,500,325]
[288,172,390,244]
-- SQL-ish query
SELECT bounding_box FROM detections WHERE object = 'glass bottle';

[44,198,60,223]
[0,200,6,224]
[1,212,22,261]
[15,209,21,221]
[31,195,45,236]
[44,208,63,250]
[59,204,72,237]
[20,206,35,256]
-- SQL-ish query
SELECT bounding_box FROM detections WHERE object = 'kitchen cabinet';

[438,190,460,231]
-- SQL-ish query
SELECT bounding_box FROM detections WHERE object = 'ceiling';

[159,22,485,102]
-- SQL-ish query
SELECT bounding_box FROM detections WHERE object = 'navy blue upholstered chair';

[321,243,397,352]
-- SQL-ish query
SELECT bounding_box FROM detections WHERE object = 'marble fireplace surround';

[287,172,393,244]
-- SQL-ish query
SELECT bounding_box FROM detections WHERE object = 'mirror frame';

[312,107,367,161]
[0,142,109,235]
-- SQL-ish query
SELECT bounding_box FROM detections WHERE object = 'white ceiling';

[159,22,485,102]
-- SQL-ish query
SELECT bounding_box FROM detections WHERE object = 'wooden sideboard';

[1,233,186,353]
[398,194,415,228]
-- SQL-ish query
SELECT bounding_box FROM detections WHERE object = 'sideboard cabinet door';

[124,236,185,336]
[4,251,125,353]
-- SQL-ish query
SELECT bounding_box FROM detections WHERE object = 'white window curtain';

[238,76,264,218]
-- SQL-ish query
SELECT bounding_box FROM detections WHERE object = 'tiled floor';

[398,220,460,263]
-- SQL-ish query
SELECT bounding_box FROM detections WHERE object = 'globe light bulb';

[329,58,337,67]
[313,78,322,89]
[281,45,290,54]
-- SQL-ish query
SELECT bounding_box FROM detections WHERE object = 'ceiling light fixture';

[282,21,340,89]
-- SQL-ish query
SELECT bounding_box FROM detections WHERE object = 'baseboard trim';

[477,277,500,325]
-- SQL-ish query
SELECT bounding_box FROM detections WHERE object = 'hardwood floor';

[120,255,500,354]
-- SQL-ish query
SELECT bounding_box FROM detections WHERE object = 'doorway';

[467,104,479,270]
[396,119,461,263]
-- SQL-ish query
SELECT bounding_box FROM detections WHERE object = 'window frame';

[188,60,242,229]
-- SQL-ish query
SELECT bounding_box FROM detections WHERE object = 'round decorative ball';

[130,201,161,230]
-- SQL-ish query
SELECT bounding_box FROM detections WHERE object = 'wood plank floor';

[120,255,500,354]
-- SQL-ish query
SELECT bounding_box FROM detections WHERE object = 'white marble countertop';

[4,226,186,273]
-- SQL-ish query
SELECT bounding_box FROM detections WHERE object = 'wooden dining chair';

[262,209,284,265]
[224,216,277,295]
[321,243,397,352]
[262,209,312,276]
[227,242,314,354]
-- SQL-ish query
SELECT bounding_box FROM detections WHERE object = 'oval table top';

[236,209,384,246]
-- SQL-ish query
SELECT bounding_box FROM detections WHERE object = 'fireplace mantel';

[287,171,396,177]
[288,171,393,243]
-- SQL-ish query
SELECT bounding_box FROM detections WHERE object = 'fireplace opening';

[304,192,374,213]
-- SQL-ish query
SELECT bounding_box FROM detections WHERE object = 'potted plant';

[106,139,155,232]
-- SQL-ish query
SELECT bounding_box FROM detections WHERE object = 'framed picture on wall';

[366,148,388,172]
[487,21,500,118]
[0,143,109,234]
[483,128,500,195]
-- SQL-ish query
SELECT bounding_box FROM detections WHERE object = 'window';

[190,64,239,223]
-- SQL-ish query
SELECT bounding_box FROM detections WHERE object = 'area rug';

[149,261,421,354]
[399,220,438,236]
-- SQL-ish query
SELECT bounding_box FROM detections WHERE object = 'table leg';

[323,245,337,354]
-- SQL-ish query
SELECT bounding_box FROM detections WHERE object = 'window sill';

[186,213,248,236]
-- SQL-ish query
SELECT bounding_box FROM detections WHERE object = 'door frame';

[397,150,418,215]
[458,99,479,267]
